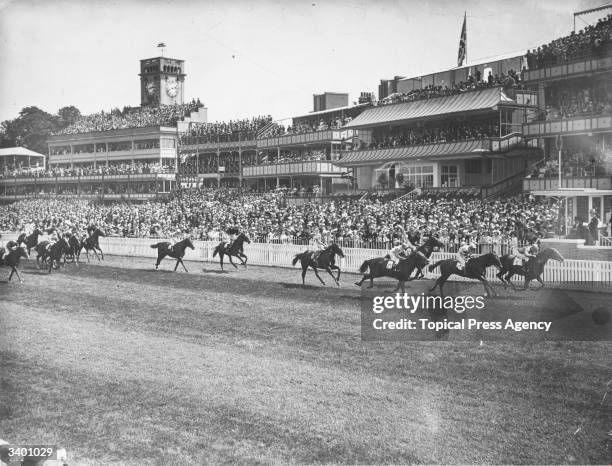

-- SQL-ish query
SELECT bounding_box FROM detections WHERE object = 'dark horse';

[497,247,565,290]
[83,228,106,262]
[355,252,430,293]
[17,228,43,255]
[35,238,71,273]
[0,245,29,283]
[63,232,83,265]
[292,243,345,286]
[410,236,446,279]
[428,252,502,299]
[212,233,251,271]
[151,237,195,272]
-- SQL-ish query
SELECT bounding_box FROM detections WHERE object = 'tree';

[57,106,81,127]
[377,171,388,189]
[0,105,81,155]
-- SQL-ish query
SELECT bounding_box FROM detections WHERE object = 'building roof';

[0,147,46,158]
[344,87,513,129]
[336,140,487,166]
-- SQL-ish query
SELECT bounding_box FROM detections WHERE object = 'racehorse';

[410,236,446,279]
[17,228,43,255]
[83,228,106,262]
[0,245,29,283]
[497,247,565,290]
[63,232,83,265]
[212,233,251,271]
[150,237,195,272]
[41,238,71,273]
[292,243,345,286]
[428,252,502,298]
[355,252,430,293]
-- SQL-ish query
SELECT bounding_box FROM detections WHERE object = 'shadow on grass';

[280,282,321,290]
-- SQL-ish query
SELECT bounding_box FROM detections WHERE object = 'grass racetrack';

[1,255,611,465]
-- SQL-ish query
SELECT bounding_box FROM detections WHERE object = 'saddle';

[310,250,324,262]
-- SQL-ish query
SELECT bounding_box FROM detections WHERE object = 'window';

[441,165,459,187]
[400,164,434,188]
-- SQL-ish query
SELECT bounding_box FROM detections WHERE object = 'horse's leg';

[228,255,238,269]
[174,258,180,271]
[477,275,495,297]
[92,248,101,262]
[312,266,325,285]
[324,266,339,286]
[238,253,248,268]
[179,258,188,273]
[536,276,545,289]
[330,264,341,282]
[496,268,506,287]
[155,253,164,270]
[97,247,104,260]
[85,248,90,263]
[12,267,22,283]
[301,262,308,285]
[8,267,14,281]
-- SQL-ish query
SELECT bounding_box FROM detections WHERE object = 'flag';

[457,12,466,67]
[157,43,166,48]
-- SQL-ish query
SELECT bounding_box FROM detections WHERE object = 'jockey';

[226,226,239,247]
[386,240,414,268]
[456,242,476,271]
[515,241,539,269]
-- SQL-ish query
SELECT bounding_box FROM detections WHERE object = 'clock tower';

[139,56,186,106]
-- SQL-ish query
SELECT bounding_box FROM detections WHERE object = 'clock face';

[146,81,157,96]
[166,78,178,98]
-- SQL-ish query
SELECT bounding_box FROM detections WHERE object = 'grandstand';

[0,10,610,246]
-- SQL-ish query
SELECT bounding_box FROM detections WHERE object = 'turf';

[1,256,611,465]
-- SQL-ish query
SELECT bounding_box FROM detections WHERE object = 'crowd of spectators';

[0,162,173,179]
[54,102,203,135]
[179,116,273,144]
[537,80,612,120]
[528,151,606,178]
[355,120,499,150]
[260,115,353,138]
[525,14,612,69]
[0,189,559,250]
[378,70,520,106]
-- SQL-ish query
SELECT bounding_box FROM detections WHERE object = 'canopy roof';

[0,147,45,158]
[336,140,487,166]
[343,87,514,129]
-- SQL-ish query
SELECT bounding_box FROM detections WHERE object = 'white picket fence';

[3,232,611,289]
[96,237,612,289]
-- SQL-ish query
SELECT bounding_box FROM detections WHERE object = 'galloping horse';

[83,228,106,262]
[150,237,195,272]
[212,233,251,271]
[497,247,565,290]
[63,232,83,265]
[410,236,446,279]
[0,245,29,283]
[355,252,430,293]
[17,228,43,255]
[44,238,71,273]
[428,252,502,298]
[292,243,345,286]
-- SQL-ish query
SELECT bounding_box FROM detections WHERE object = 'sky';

[0,0,608,124]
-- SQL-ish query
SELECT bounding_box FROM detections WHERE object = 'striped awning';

[343,87,513,129]
[336,140,487,166]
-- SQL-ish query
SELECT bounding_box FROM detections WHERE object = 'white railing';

[4,233,611,289]
[93,237,612,289]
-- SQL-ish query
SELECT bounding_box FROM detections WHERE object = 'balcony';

[523,176,612,192]
[256,130,353,149]
[242,161,344,178]
[0,172,175,185]
[523,114,612,138]
[522,54,612,83]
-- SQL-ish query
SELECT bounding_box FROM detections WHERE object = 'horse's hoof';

[354,282,361,287]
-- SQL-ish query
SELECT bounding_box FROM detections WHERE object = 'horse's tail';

[359,260,370,273]
[213,246,220,257]
[292,253,303,266]
[428,260,444,272]
[150,243,161,249]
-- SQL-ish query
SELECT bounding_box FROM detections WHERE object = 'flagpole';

[464,11,467,65]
